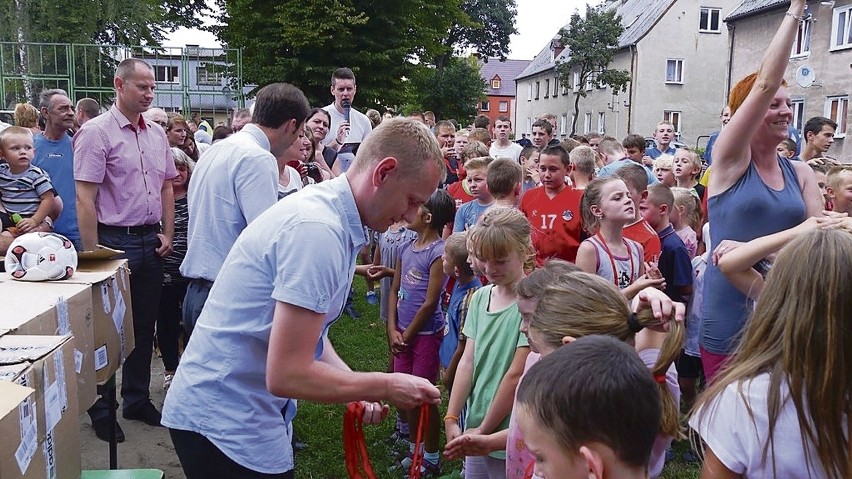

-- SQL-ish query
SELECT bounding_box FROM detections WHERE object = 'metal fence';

[0,43,246,124]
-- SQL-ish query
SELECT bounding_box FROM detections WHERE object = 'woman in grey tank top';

[701,0,823,382]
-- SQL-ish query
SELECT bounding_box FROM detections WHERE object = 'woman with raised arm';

[700,0,822,382]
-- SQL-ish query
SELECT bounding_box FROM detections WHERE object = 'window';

[830,5,852,50]
[699,7,721,33]
[480,101,490,112]
[825,96,848,137]
[544,79,550,98]
[562,76,570,95]
[791,99,805,133]
[585,73,594,91]
[598,112,606,134]
[572,72,580,91]
[666,59,684,84]
[196,66,224,85]
[791,17,811,57]
[154,65,179,83]
[664,110,682,134]
[560,114,568,135]
[553,76,559,97]
[526,117,532,134]
[491,78,501,89]
[498,101,508,113]
[528,83,532,101]
[584,112,592,134]
[535,81,540,100]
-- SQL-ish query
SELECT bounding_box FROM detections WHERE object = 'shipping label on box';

[64,259,135,385]
[0,281,96,414]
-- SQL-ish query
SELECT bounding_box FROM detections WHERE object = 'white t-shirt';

[321,103,372,147]
[277,166,302,199]
[490,142,523,163]
[690,373,837,478]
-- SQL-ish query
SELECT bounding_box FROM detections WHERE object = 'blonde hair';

[671,187,701,232]
[464,156,492,173]
[0,125,33,148]
[826,166,852,193]
[531,272,685,438]
[350,117,444,182]
[653,154,673,174]
[467,207,534,268]
[694,230,852,479]
[570,145,596,178]
[14,103,39,128]
[675,147,701,179]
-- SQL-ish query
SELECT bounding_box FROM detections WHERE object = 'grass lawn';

[293,279,701,478]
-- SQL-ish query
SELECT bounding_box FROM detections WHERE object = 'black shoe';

[122,401,163,427]
[92,417,125,443]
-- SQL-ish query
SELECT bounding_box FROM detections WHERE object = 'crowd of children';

[365,4,850,476]
[2,3,850,475]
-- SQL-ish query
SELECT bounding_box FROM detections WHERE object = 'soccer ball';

[4,232,77,281]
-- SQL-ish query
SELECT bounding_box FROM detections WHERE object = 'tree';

[214,0,458,110]
[435,0,518,70]
[0,0,209,45]
[407,56,485,124]
[556,5,631,136]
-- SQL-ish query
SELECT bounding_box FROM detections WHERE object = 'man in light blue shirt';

[180,83,309,334]
[162,118,444,478]
[32,89,79,247]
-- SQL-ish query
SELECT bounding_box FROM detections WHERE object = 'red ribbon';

[344,402,430,479]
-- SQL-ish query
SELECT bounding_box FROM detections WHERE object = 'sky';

[164,0,601,60]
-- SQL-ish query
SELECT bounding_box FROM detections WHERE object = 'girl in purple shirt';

[387,189,455,474]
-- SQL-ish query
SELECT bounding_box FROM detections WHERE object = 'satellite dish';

[795,65,816,88]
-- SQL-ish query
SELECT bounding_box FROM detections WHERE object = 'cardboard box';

[0,335,81,479]
[0,381,38,479]
[65,258,135,385]
[0,281,97,414]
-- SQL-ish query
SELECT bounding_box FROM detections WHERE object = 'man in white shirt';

[489,116,523,163]
[162,118,443,478]
[322,67,372,174]
[180,83,309,334]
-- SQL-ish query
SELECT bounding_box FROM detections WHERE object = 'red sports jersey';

[520,186,585,265]
[447,181,475,208]
[623,219,662,263]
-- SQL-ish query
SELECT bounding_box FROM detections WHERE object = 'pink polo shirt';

[73,105,176,227]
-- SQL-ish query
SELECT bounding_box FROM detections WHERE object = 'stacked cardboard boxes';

[0,335,81,479]
[0,250,136,479]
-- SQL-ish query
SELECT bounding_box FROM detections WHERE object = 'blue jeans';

[182,278,213,336]
[88,227,163,421]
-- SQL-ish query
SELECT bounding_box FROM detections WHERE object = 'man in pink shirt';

[74,58,177,442]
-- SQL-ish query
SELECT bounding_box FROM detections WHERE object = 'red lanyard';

[344,403,429,479]
[344,402,377,479]
[595,233,634,287]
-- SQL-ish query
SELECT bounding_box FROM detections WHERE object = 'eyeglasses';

[154,120,167,127]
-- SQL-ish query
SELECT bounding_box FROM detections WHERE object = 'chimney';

[551,39,565,58]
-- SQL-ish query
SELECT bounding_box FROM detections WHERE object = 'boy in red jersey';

[614,163,662,263]
[519,145,584,265]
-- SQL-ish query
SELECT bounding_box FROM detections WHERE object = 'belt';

[97,222,160,235]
